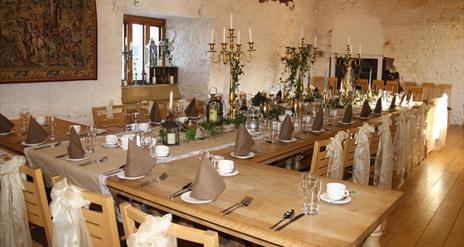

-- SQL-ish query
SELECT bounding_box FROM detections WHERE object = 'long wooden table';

[106,156,403,247]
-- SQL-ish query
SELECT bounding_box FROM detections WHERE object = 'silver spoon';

[270,209,295,230]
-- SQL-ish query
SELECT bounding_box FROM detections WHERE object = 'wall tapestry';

[0,0,97,83]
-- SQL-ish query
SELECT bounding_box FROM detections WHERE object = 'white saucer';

[64,153,92,162]
[21,140,45,147]
[218,169,239,177]
[230,152,255,159]
[0,130,14,136]
[102,143,118,148]
[308,129,325,133]
[277,137,297,143]
[156,155,171,159]
[339,121,355,125]
[115,170,145,180]
[96,129,107,135]
[320,192,352,204]
[180,191,212,204]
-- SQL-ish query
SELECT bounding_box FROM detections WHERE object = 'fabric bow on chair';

[393,109,408,189]
[373,115,394,189]
[353,123,375,185]
[50,178,93,247]
[326,131,348,180]
[127,214,177,247]
[0,156,32,247]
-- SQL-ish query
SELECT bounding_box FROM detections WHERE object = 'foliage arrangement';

[158,128,165,142]
[264,104,285,120]
[185,128,197,141]
[160,38,174,65]
[231,59,245,90]
[326,97,344,109]
[223,114,247,128]
[198,121,224,138]
[280,46,310,100]
[251,92,267,107]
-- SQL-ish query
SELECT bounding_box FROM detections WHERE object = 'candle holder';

[208,28,255,119]
[334,45,361,98]
[122,45,133,85]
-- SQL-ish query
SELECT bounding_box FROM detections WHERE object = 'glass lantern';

[163,114,179,146]
[207,87,223,125]
[246,107,260,134]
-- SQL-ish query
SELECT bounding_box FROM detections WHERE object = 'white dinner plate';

[338,121,355,125]
[320,192,352,205]
[357,116,369,120]
[218,169,239,177]
[277,137,297,143]
[0,130,14,136]
[21,140,45,147]
[115,170,145,180]
[102,143,119,148]
[308,129,325,133]
[180,191,212,204]
[64,153,92,162]
[230,152,255,160]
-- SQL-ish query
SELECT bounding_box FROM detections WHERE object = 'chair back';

[51,177,120,247]
[310,138,332,176]
[312,76,324,91]
[92,105,127,128]
[402,81,417,92]
[135,102,150,122]
[20,166,53,247]
[372,80,385,92]
[343,128,358,168]
[409,86,424,102]
[421,83,435,103]
[385,80,399,94]
[368,121,382,158]
[119,202,219,247]
[328,77,339,95]
[357,79,369,92]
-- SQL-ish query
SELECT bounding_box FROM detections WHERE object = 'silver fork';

[79,156,108,166]
[34,142,61,150]
[221,196,253,215]
[137,173,168,189]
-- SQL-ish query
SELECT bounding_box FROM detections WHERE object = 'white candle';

[223,27,226,43]
[237,30,241,45]
[169,90,173,110]
[248,27,253,42]
[210,28,214,43]
[300,27,304,39]
[125,37,127,46]
[129,42,133,51]
[358,44,362,55]
[350,45,353,52]
[314,36,317,48]
[230,14,233,29]
[347,36,351,45]
[167,133,176,145]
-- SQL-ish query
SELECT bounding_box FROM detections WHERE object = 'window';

[123,15,166,81]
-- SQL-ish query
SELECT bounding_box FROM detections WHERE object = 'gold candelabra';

[335,45,360,97]
[208,28,255,119]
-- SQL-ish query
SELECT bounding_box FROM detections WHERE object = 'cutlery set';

[270,208,306,231]
[79,156,108,166]
[168,183,193,199]
[220,196,253,215]
[33,142,61,150]
[137,173,168,189]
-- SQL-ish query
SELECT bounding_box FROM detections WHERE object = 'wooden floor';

[380,126,464,247]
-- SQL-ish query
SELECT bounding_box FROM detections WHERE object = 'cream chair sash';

[393,109,408,188]
[50,178,93,247]
[127,214,177,247]
[353,123,375,185]
[373,115,394,189]
[0,156,32,247]
[326,131,348,180]
[106,100,114,119]
[406,109,417,176]
[416,103,427,162]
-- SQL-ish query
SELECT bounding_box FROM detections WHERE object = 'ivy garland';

[231,59,245,90]
[279,46,310,100]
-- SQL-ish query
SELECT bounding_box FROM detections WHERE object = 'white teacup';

[278,115,286,122]
[35,116,46,125]
[326,183,347,200]
[155,145,169,157]
[105,135,118,145]
[70,125,81,134]
[212,155,224,168]
[217,160,234,174]
[138,122,150,132]
[117,134,135,150]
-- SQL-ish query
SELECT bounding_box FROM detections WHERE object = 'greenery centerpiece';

[280,46,310,101]
[160,38,174,66]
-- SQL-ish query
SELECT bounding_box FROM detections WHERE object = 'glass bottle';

[207,88,223,125]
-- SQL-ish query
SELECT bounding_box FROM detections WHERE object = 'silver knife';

[274,213,305,231]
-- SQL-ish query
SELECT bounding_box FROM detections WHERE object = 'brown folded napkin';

[279,115,295,140]
[389,95,397,110]
[360,100,372,118]
[342,104,353,124]
[312,108,324,131]
[150,102,162,122]
[184,98,198,118]
[125,140,156,178]
[373,97,382,114]
[234,124,255,156]
[190,152,225,200]
[0,113,14,133]
[67,127,85,159]
[25,117,48,144]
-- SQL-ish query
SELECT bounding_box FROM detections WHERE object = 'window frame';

[123,15,166,81]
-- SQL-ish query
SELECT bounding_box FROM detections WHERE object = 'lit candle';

[124,37,127,46]
[248,27,253,42]
[358,44,362,55]
[300,26,304,40]
[323,70,328,92]
[368,69,372,91]
[129,42,133,51]
[230,14,233,29]
[169,90,173,110]
[237,30,241,45]
[223,27,226,43]
[347,36,351,45]
[210,28,214,43]
[314,36,317,48]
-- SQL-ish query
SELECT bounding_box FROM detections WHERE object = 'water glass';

[84,135,96,153]
[19,109,31,135]
[270,120,280,143]
[301,172,321,215]
[48,116,56,140]
[141,135,152,150]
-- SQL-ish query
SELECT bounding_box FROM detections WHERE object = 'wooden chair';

[372,80,385,92]
[401,81,416,92]
[312,76,324,91]
[51,177,121,247]
[20,165,53,247]
[92,104,127,128]
[310,138,332,177]
[409,86,424,102]
[421,83,436,103]
[328,77,339,95]
[119,202,219,247]
[357,79,369,92]
[385,80,399,94]
[343,128,359,174]
[368,121,382,160]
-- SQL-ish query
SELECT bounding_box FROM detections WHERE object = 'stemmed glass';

[48,115,56,140]
[301,172,321,215]
[19,108,31,135]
